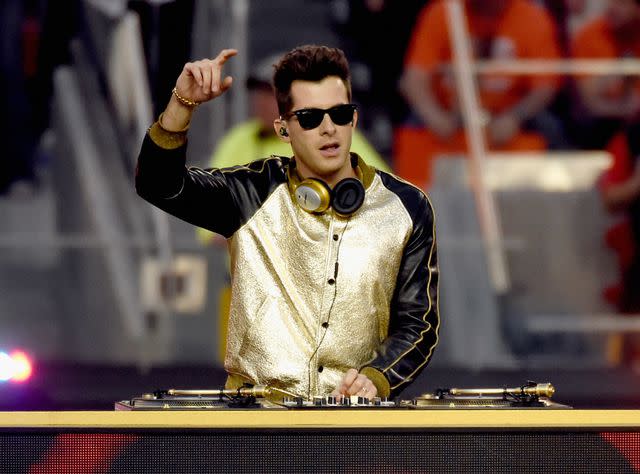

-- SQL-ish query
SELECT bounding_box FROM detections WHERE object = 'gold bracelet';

[172,87,200,107]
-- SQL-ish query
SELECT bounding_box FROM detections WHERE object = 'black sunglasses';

[285,103,357,130]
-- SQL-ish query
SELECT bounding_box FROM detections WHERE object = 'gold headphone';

[287,157,365,217]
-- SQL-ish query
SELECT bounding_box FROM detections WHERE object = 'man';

[396,0,561,190]
[197,54,390,363]
[135,46,439,399]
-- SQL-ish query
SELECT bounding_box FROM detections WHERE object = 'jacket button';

[333,234,339,241]
[318,366,324,373]
[322,322,329,328]
[327,278,335,285]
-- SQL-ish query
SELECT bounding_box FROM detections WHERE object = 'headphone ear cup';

[332,178,365,217]
[294,178,332,214]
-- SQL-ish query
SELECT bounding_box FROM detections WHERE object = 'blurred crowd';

[0,0,78,196]
[2,0,640,328]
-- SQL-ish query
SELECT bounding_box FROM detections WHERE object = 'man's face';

[280,76,357,186]
[606,0,640,30]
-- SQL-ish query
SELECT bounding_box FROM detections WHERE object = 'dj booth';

[2,408,640,473]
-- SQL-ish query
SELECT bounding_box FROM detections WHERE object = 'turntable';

[405,381,569,409]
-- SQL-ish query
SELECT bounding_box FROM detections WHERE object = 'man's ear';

[273,118,290,142]
[352,110,358,128]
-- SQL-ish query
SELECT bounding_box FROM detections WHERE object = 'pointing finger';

[216,48,238,64]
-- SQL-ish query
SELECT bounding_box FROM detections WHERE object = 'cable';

[306,216,351,396]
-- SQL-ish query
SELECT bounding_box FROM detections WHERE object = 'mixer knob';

[380,397,394,407]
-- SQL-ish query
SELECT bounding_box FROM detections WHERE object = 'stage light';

[9,351,33,382]
[0,350,34,383]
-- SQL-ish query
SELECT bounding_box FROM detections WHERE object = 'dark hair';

[273,45,352,116]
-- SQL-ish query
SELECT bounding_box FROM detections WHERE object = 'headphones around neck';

[289,156,365,217]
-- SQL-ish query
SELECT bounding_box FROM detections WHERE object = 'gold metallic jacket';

[136,125,439,398]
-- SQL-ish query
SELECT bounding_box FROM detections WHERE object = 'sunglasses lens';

[296,110,324,129]
[328,104,355,125]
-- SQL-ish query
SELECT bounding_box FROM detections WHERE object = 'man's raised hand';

[175,49,238,105]
[160,49,237,131]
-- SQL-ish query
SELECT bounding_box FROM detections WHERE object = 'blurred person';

[332,0,431,148]
[135,46,440,400]
[531,0,605,151]
[539,0,603,52]
[128,0,195,116]
[598,129,640,367]
[570,0,640,151]
[396,0,562,190]
[28,0,82,145]
[572,0,640,365]
[600,131,640,314]
[0,0,40,195]
[565,0,605,40]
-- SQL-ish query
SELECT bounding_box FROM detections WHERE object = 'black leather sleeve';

[364,173,440,397]
[135,133,286,238]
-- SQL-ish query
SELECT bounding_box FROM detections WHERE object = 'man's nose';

[318,112,337,133]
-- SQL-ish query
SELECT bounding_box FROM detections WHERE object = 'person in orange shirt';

[573,0,640,313]
[571,0,640,366]
[571,0,640,151]
[596,129,640,367]
[599,132,640,315]
[396,0,562,190]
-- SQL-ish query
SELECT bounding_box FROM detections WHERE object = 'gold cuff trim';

[359,366,390,398]
[148,115,188,150]
[158,112,190,133]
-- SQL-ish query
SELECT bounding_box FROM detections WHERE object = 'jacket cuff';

[148,114,188,150]
[359,366,391,398]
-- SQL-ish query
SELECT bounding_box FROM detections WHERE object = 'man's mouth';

[320,142,340,156]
